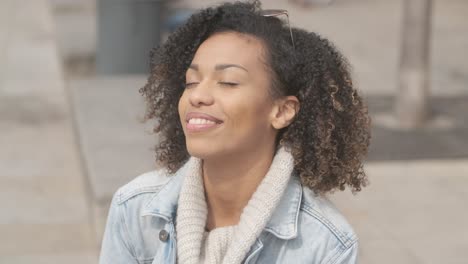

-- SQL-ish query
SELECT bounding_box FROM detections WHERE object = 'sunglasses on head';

[259,9,295,49]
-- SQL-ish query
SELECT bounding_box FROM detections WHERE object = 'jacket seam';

[327,240,358,264]
[117,185,166,205]
[301,204,356,248]
[117,191,140,263]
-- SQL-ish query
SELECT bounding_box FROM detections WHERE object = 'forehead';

[191,32,266,69]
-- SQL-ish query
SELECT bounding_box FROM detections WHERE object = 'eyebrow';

[188,63,249,73]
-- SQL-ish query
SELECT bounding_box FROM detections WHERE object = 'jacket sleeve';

[331,241,359,264]
[99,192,139,264]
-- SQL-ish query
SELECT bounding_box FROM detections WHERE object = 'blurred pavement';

[0,0,97,262]
[1,0,467,263]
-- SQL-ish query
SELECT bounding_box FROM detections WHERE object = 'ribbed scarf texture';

[176,147,294,264]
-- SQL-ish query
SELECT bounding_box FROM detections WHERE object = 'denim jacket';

[99,166,359,264]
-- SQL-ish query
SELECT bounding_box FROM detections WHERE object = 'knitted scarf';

[176,147,294,264]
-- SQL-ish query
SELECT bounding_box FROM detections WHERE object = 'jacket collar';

[141,156,302,240]
[140,160,190,221]
[263,174,302,239]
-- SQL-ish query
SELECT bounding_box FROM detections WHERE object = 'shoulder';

[299,187,358,249]
[258,185,358,263]
[113,169,172,205]
[103,169,178,261]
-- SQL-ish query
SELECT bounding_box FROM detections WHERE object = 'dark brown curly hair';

[139,0,371,194]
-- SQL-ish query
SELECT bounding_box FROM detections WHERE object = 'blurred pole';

[395,0,433,129]
[96,0,166,75]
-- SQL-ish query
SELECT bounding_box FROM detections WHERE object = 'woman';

[100,1,370,263]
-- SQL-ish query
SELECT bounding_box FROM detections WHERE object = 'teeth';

[188,118,216,125]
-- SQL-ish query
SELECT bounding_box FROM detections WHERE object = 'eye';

[184,82,198,88]
[218,82,239,87]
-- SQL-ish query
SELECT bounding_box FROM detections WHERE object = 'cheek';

[178,91,188,120]
[226,94,272,133]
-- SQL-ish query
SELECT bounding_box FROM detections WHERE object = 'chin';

[185,141,218,159]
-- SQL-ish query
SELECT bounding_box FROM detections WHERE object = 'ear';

[270,96,300,130]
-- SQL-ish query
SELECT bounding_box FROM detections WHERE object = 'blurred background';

[0,0,467,263]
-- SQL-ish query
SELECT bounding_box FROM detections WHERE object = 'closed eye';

[185,82,199,88]
[219,82,239,87]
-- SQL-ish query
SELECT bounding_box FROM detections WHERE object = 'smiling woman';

[99,1,371,264]
[179,32,298,161]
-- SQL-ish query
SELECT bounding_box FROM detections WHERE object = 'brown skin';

[178,32,299,229]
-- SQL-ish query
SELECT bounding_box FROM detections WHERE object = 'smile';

[188,118,217,125]
[185,112,223,133]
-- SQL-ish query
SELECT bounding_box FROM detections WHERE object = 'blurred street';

[0,0,96,263]
[1,0,467,263]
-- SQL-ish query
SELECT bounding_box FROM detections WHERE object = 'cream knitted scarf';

[176,147,294,264]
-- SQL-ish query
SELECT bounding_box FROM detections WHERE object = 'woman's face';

[178,32,279,159]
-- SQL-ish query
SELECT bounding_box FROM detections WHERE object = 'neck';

[202,144,276,230]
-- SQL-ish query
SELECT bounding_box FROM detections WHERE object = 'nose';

[188,81,215,107]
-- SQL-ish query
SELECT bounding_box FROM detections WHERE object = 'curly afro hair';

[139,0,371,194]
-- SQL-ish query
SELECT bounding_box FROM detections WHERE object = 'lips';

[185,112,223,133]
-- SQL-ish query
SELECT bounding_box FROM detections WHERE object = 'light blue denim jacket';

[99,166,359,264]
